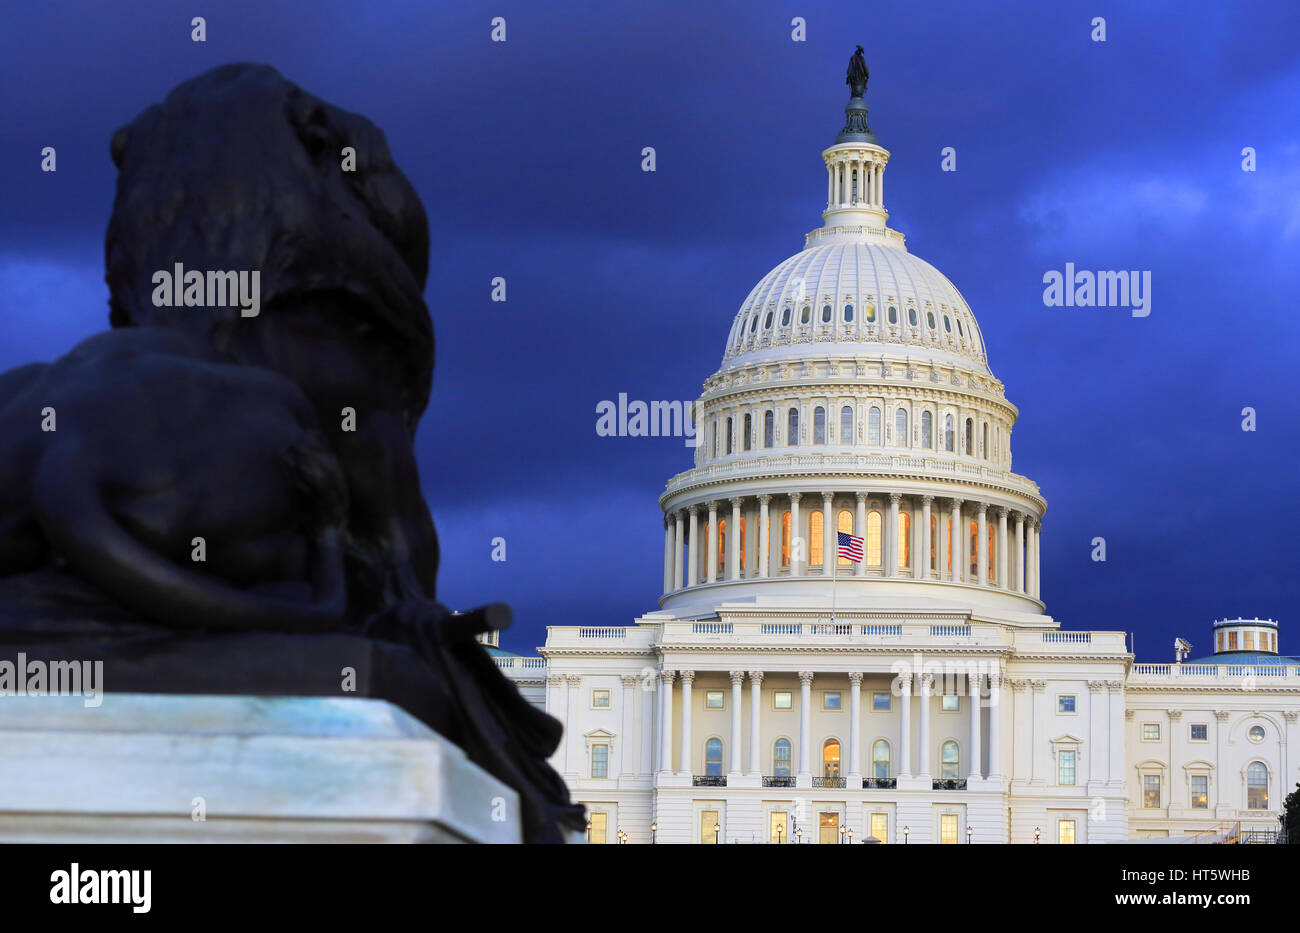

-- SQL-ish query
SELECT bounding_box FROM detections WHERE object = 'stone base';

[0,693,521,843]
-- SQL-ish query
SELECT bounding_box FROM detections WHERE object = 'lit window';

[764,410,774,448]
[840,406,854,445]
[787,408,799,446]
[872,739,890,779]
[809,510,823,567]
[899,512,910,569]
[873,692,890,711]
[1249,725,1265,743]
[769,811,789,844]
[865,303,876,322]
[870,812,889,845]
[1143,774,1161,808]
[818,812,840,845]
[813,406,826,444]
[739,516,746,571]
[1058,749,1076,786]
[590,811,608,844]
[705,738,723,776]
[895,408,908,447]
[701,810,720,844]
[837,510,853,565]
[1142,723,1159,741]
[781,510,791,566]
[1190,724,1207,742]
[774,691,792,710]
[592,689,611,708]
[1216,631,1224,652]
[774,738,792,776]
[1058,820,1076,845]
[968,520,978,577]
[705,690,724,709]
[987,523,996,582]
[823,692,842,710]
[1191,775,1208,809]
[866,510,883,565]
[591,744,609,778]
[930,515,937,571]
[717,518,726,574]
[941,695,959,712]
[868,406,881,445]
[822,739,841,778]
[921,410,932,448]
[939,813,958,844]
[940,740,959,779]
[1247,762,1268,809]
[1245,631,1254,650]
[1228,632,1237,650]
[1058,695,1075,713]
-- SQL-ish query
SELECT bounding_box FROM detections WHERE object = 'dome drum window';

[821,304,833,323]
[843,303,854,322]
[801,306,811,324]
[887,305,898,324]
[764,311,774,329]
[907,307,918,327]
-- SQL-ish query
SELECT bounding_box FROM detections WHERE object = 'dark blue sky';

[2,1,1297,660]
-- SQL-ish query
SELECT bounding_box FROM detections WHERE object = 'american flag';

[837,531,864,563]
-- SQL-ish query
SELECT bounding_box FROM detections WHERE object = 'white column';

[876,162,883,205]
[672,511,684,590]
[705,502,718,584]
[758,494,771,578]
[950,498,963,583]
[1087,680,1104,785]
[663,518,673,594]
[898,674,912,778]
[798,671,814,781]
[729,498,742,580]
[790,492,803,578]
[969,673,982,780]
[564,674,580,776]
[887,492,900,577]
[848,672,863,780]
[546,674,565,769]
[1032,519,1042,599]
[997,507,1008,588]
[826,160,834,210]
[1030,681,1045,782]
[686,505,699,587]
[659,670,675,774]
[918,673,932,779]
[976,502,988,586]
[822,492,834,576]
[921,495,933,580]
[748,671,763,775]
[854,493,868,577]
[1015,512,1026,593]
[911,497,923,580]
[641,671,655,776]
[678,670,694,776]
[621,674,638,776]
[1110,682,1126,785]
[728,671,744,776]
[988,673,1003,782]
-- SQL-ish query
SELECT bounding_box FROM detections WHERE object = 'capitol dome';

[657,69,1045,617]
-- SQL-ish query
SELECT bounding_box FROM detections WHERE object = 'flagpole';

[831,555,837,625]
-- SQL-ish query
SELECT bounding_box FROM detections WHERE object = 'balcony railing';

[932,779,967,791]
[693,775,727,787]
[812,776,847,789]
[763,775,796,788]
[862,777,897,789]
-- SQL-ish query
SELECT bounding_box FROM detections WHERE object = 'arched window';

[944,414,954,452]
[750,314,758,333]
[872,740,890,779]
[840,406,854,445]
[866,510,883,566]
[712,420,719,459]
[781,307,791,326]
[781,511,791,567]
[705,738,724,777]
[868,406,881,445]
[887,306,898,324]
[717,518,727,574]
[801,306,811,324]
[921,411,932,449]
[764,311,774,330]
[987,523,996,582]
[743,413,752,451]
[927,311,936,329]
[930,515,938,571]
[739,516,746,571]
[968,520,978,577]
[837,509,853,565]
[726,417,733,455]
[865,303,876,323]
[809,511,824,567]
[899,512,911,569]
[774,738,792,777]
[813,406,826,444]
[895,408,908,447]
[822,739,841,778]
[964,418,973,455]
[764,410,774,448]
[843,303,854,322]
[908,307,918,327]
[1247,762,1268,809]
[943,314,952,333]
[941,741,960,780]
[822,304,832,323]
[956,318,964,337]
[787,408,799,446]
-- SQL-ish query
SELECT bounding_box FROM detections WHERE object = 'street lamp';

[776,823,784,845]
[847,828,854,844]
[650,821,657,845]
[1034,827,1041,845]
[586,820,592,843]
[795,827,803,844]
[903,825,910,845]
[617,830,628,844]
[839,825,847,845]
[966,826,973,844]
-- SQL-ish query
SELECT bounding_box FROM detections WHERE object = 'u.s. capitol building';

[494,59,1300,844]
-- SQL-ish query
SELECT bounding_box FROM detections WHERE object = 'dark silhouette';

[846,45,869,98]
[0,64,583,843]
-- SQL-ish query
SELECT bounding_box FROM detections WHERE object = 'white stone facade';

[494,74,1299,844]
